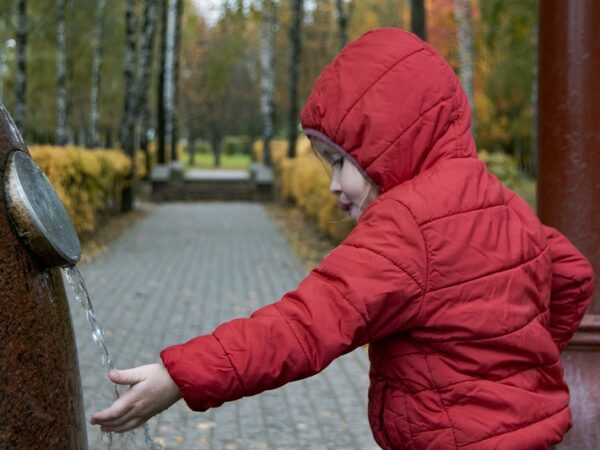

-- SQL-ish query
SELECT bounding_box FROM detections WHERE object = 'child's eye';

[331,156,344,168]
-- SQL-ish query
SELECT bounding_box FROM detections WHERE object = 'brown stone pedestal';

[0,103,88,448]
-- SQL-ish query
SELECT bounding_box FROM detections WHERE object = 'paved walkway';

[68,202,379,450]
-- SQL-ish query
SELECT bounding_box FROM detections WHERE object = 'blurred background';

[3,4,599,449]
[0,0,537,242]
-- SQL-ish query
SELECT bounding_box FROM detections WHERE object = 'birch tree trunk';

[120,0,137,212]
[454,0,475,136]
[56,0,68,145]
[287,0,303,158]
[260,0,276,166]
[164,0,177,162]
[410,0,427,41]
[157,0,167,164]
[14,0,27,132]
[87,0,107,148]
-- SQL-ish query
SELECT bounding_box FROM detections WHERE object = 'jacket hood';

[301,28,476,193]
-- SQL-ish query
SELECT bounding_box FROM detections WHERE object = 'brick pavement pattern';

[67,202,380,450]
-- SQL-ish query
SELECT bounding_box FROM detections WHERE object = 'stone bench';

[150,162,274,201]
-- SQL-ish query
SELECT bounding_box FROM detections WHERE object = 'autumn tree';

[157,0,168,164]
[410,0,427,40]
[120,0,137,211]
[56,0,68,145]
[179,11,207,166]
[14,0,27,132]
[336,0,354,49]
[136,0,158,177]
[477,0,537,171]
[87,0,107,148]
[171,0,183,161]
[260,0,276,166]
[286,0,303,158]
[455,0,474,135]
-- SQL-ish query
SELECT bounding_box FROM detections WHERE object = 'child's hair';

[356,180,378,213]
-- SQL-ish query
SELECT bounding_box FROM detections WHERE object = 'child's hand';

[90,363,182,432]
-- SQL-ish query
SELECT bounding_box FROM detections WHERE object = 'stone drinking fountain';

[0,102,88,449]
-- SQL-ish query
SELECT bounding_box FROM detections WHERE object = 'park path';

[68,202,380,450]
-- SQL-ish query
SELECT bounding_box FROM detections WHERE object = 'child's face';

[312,138,377,220]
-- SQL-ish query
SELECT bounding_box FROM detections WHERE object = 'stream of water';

[63,265,164,450]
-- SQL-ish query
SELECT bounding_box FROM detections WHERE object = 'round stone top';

[4,150,80,267]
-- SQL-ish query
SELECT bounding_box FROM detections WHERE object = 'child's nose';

[329,169,341,195]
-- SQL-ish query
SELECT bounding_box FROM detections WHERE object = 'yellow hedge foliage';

[29,146,132,235]
[259,137,532,243]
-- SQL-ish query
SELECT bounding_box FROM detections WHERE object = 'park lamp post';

[0,38,16,103]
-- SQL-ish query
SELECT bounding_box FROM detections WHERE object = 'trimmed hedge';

[259,137,535,243]
[29,146,134,235]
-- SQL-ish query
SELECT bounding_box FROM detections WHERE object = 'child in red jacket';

[92,29,594,450]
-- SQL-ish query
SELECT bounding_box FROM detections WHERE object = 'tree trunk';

[530,18,538,178]
[187,127,196,167]
[157,0,167,164]
[14,0,27,133]
[287,0,303,159]
[136,0,158,180]
[134,0,158,125]
[104,127,113,148]
[164,0,177,162]
[56,0,68,146]
[120,0,137,212]
[87,0,107,148]
[410,0,427,41]
[260,0,276,166]
[170,0,183,161]
[336,0,353,49]
[454,0,475,136]
[140,105,152,180]
[211,131,222,168]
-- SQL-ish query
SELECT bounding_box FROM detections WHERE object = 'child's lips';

[339,200,353,212]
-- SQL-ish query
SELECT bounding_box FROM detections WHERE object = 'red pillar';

[538,1,600,318]
[538,3,600,447]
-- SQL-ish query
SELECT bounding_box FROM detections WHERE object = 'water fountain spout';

[4,149,81,267]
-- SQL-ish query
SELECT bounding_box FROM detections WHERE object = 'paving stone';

[66,202,379,450]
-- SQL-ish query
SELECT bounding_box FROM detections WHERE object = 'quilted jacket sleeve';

[160,199,426,412]
[543,225,595,352]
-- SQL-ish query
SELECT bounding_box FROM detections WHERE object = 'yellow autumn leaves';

[29,146,142,235]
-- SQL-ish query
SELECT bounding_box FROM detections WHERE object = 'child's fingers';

[95,406,139,430]
[90,396,134,424]
[109,367,144,386]
[100,417,144,433]
[101,415,144,433]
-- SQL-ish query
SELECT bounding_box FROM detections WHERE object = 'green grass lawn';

[183,153,252,170]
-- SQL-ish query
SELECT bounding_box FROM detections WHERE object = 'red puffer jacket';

[161,29,594,449]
